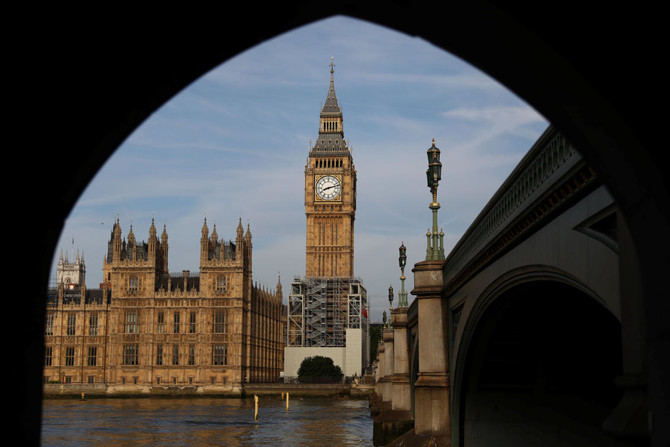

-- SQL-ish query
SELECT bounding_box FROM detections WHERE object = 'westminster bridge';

[373,125,647,446]
[20,3,668,446]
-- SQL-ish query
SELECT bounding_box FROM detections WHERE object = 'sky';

[50,16,548,322]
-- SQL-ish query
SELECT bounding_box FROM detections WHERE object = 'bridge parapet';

[443,126,598,294]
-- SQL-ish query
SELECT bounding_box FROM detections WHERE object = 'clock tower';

[285,59,368,378]
[304,58,356,278]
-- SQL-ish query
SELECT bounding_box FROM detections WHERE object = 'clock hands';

[316,176,340,199]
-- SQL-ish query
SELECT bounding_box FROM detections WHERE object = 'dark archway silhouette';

[458,280,622,446]
[21,4,667,445]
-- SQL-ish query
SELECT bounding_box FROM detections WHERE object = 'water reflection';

[41,397,374,446]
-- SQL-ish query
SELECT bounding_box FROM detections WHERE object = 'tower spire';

[311,57,347,154]
[322,56,341,116]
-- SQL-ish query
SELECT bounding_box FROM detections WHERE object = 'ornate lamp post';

[387,284,394,327]
[398,242,408,307]
[425,139,445,260]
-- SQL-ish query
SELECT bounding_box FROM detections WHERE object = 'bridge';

[372,126,647,446]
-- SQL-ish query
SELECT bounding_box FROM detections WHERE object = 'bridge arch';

[452,269,622,446]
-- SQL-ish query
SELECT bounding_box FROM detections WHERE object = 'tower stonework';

[304,58,357,278]
[57,249,86,288]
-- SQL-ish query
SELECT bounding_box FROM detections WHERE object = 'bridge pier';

[372,323,415,445]
[374,342,385,398]
[602,210,649,443]
[411,259,451,442]
[391,307,411,414]
[383,328,395,402]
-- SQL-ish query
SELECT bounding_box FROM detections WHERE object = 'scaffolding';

[287,276,367,348]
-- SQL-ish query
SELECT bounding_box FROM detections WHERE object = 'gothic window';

[45,314,54,336]
[216,275,226,292]
[172,345,179,365]
[123,344,139,365]
[189,311,196,334]
[67,314,76,336]
[129,276,139,292]
[157,311,164,334]
[87,347,97,366]
[124,310,139,334]
[173,312,180,333]
[156,345,163,365]
[89,313,98,336]
[65,346,75,366]
[213,310,227,333]
[44,347,52,366]
[212,344,228,366]
[188,345,195,365]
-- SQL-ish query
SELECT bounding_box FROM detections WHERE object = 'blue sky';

[51,16,548,321]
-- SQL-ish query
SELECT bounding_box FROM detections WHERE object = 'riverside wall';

[43,382,375,399]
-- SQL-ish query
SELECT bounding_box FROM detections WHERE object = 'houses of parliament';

[43,59,369,393]
[43,217,284,393]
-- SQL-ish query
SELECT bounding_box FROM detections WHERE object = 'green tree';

[297,356,344,383]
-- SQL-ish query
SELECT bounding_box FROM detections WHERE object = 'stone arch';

[23,5,669,445]
[452,267,622,446]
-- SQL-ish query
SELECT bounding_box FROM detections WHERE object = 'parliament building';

[44,218,284,394]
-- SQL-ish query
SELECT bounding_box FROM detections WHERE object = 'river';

[41,396,375,446]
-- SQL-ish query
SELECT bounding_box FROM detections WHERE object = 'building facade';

[285,59,369,380]
[44,218,284,393]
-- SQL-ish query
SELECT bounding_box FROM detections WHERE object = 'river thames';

[41,396,375,446]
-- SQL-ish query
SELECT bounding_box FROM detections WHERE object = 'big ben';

[304,58,356,278]
[285,59,368,379]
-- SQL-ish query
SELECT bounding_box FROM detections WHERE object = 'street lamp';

[388,284,394,327]
[425,139,445,261]
[398,242,408,307]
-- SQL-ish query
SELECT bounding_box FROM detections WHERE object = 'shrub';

[297,355,344,383]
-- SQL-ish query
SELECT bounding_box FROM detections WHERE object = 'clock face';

[316,175,341,200]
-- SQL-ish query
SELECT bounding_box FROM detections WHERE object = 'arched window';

[216,275,226,292]
[129,276,139,291]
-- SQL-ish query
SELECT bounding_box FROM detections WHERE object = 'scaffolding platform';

[287,276,368,348]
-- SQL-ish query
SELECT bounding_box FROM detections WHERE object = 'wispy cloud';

[51,16,548,322]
